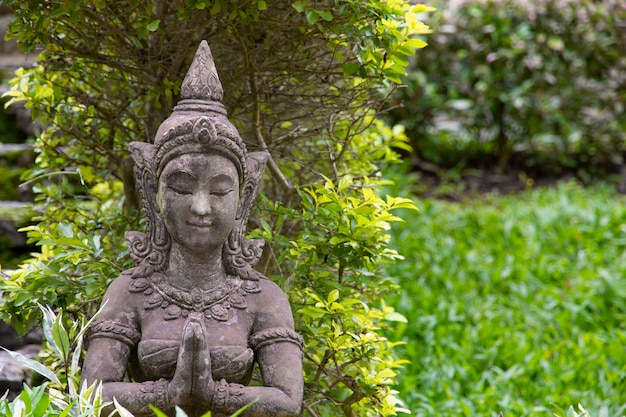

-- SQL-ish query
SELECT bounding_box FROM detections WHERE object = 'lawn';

[386,180,626,417]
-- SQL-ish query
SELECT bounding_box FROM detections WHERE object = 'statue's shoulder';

[104,269,135,294]
[99,269,143,313]
[255,277,289,301]
[89,270,142,345]
[248,277,294,324]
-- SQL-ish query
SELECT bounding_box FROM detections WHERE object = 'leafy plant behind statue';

[0,1,431,416]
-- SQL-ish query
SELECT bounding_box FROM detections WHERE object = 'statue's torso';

[122,271,261,384]
[86,268,302,417]
[132,308,255,383]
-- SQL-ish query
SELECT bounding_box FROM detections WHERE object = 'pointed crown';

[136,40,247,183]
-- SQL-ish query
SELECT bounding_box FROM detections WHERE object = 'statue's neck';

[165,242,228,291]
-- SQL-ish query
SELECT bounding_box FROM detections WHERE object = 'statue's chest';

[127,272,262,339]
[138,307,253,346]
[132,309,255,384]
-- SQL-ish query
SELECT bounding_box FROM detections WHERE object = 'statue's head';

[126,41,267,281]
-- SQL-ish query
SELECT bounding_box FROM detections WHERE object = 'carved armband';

[87,319,141,346]
[249,327,304,353]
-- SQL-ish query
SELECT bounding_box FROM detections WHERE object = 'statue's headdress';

[126,40,268,281]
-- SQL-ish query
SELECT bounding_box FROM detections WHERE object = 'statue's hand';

[168,317,214,407]
[188,320,215,407]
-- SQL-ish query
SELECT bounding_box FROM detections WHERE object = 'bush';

[389,0,626,177]
[0,1,432,416]
[0,306,108,417]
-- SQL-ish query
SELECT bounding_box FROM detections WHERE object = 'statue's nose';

[190,192,211,216]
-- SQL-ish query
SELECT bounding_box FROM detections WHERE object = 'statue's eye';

[165,171,196,195]
[168,185,193,195]
[209,174,236,197]
[211,188,233,197]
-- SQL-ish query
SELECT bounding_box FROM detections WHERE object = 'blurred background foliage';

[0,84,35,269]
[379,0,626,414]
[388,0,626,183]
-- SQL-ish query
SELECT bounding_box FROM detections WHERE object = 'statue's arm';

[81,275,172,416]
[83,338,171,416]
[82,274,137,385]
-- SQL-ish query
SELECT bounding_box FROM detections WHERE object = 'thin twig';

[304,403,321,417]
[19,170,82,187]
[230,24,294,193]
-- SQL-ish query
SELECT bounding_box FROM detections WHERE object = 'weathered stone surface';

[82,41,303,417]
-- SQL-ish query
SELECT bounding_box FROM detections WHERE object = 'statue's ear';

[126,142,161,271]
[237,151,269,220]
[128,141,159,208]
[129,141,157,169]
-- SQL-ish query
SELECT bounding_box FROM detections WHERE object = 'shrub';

[389,0,626,176]
[0,306,107,417]
[0,1,431,416]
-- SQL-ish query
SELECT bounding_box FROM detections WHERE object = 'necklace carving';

[128,272,261,321]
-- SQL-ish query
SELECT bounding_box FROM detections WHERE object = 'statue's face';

[157,152,240,253]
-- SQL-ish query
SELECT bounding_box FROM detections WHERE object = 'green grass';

[385,180,626,417]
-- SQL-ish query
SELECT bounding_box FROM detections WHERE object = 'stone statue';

[82,41,304,417]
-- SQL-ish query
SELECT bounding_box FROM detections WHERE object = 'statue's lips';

[187,221,213,227]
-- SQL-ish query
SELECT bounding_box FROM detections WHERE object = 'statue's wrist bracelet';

[138,378,170,414]
[154,378,170,411]
[211,379,231,410]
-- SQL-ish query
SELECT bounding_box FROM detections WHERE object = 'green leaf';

[390,52,409,67]
[57,222,74,238]
[406,38,427,49]
[53,322,71,360]
[19,385,34,413]
[316,10,332,21]
[306,10,319,24]
[384,68,403,84]
[58,400,76,417]
[396,45,416,56]
[146,19,160,32]
[343,62,360,76]
[2,349,61,386]
[209,1,221,13]
[291,0,306,13]
[329,236,348,245]
[384,311,408,323]
[70,335,83,378]
[31,386,50,417]
[40,304,62,357]
[337,175,352,191]
[299,306,327,319]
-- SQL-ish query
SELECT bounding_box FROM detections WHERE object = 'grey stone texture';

[82,41,304,417]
